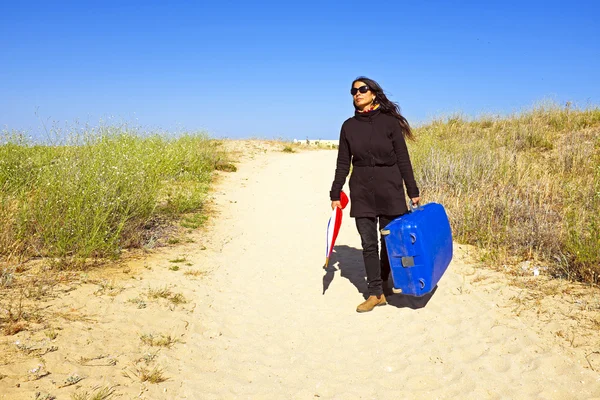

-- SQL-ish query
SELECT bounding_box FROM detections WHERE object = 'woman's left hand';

[411,197,421,206]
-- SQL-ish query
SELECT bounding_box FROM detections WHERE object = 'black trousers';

[355,215,399,296]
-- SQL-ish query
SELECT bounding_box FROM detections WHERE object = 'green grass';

[2,110,597,284]
[409,103,600,283]
[181,213,207,229]
[0,127,231,266]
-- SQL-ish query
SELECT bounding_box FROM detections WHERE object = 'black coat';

[330,108,420,218]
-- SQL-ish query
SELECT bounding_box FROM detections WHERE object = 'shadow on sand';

[322,245,368,296]
[322,244,436,310]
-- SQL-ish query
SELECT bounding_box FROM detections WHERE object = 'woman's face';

[352,81,375,110]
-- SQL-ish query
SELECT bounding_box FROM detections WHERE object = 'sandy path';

[1,145,599,399]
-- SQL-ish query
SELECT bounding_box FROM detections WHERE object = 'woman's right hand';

[331,201,342,210]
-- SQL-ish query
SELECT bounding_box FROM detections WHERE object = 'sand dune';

[1,143,599,399]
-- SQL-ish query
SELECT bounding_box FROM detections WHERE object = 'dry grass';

[147,286,173,299]
[140,332,179,348]
[71,385,116,400]
[78,354,117,367]
[139,366,168,383]
[127,297,147,309]
[124,364,168,384]
[147,286,187,304]
[94,279,123,296]
[0,267,50,335]
[34,392,55,400]
[44,328,58,340]
[184,269,207,278]
[410,103,600,283]
[4,321,26,335]
[169,292,187,305]
[214,159,237,172]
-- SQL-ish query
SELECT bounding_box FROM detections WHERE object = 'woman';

[330,76,420,313]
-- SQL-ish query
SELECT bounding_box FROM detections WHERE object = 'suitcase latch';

[401,256,415,267]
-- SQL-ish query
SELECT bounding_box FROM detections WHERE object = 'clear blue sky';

[2,0,599,140]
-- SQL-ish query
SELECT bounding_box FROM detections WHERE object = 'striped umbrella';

[324,190,349,269]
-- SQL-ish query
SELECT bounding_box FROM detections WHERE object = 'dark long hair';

[352,76,415,141]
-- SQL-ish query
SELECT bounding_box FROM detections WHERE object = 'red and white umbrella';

[324,190,349,269]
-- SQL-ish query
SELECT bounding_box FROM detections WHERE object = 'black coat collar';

[353,108,382,121]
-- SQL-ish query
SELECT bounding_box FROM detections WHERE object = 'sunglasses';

[350,85,370,96]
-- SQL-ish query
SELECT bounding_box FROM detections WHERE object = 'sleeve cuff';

[407,189,420,198]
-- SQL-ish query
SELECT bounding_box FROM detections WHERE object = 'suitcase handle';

[379,232,416,244]
[409,201,420,212]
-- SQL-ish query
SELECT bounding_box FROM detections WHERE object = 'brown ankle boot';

[356,294,387,313]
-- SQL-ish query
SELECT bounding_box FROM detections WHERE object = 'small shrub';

[124,365,168,384]
[146,286,186,304]
[410,103,600,282]
[71,385,115,400]
[140,333,179,348]
[0,129,228,265]
[45,329,58,340]
[147,286,172,300]
[170,293,187,305]
[184,269,206,278]
[214,159,237,172]
[127,297,147,309]
[4,321,26,335]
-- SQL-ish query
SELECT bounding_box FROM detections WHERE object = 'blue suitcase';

[381,203,453,297]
